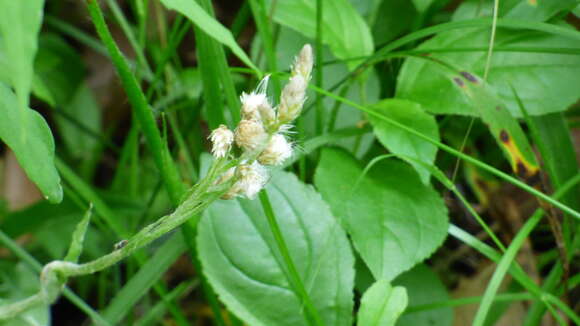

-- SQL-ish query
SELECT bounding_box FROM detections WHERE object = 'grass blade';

[86,0,185,204]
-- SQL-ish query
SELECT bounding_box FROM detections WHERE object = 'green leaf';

[198,171,355,326]
[357,279,407,326]
[372,0,417,45]
[267,0,374,69]
[394,264,452,326]
[0,83,62,203]
[314,148,448,281]
[64,205,92,263]
[0,0,45,121]
[367,99,439,184]
[453,0,575,22]
[411,0,434,12]
[397,28,580,117]
[503,0,577,22]
[159,0,258,73]
[33,33,86,107]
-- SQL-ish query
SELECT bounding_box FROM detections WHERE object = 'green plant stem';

[313,86,580,220]
[315,0,324,134]
[405,292,533,313]
[258,190,325,326]
[0,231,111,325]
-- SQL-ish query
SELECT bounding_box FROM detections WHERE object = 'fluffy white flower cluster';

[208,44,313,199]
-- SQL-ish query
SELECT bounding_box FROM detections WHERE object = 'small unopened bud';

[258,134,293,166]
[222,161,268,199]
[293,44,313,79]
[209,125,234,158]
[235,119,267,151]
[277,75,307,124]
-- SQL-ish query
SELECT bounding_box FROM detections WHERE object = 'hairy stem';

[0,160,231,321]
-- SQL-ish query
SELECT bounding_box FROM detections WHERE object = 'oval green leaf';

[314,148,448,281]
[198,171,355,326]
[367,99,439,184]
[357,279,407,326]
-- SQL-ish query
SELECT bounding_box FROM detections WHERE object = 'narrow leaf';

[64,204,93,263]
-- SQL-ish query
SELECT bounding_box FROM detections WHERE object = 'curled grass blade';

[0,230,111,326]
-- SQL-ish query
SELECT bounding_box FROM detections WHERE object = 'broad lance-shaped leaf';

[367,99,439,184]
[314,148,448,281]
[452,72,539,181]
[0,0,45,129]
[159,0,258,73]
[198,171,355,326]
[0,83,63,203]
[357,279,407,326]
[266,0,373,70]
[397,28,580,117]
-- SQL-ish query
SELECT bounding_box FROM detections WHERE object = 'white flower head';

[258,134,293,166]
[240,92,268,120]
[223,161,268,199]
[235,119,268,151]
[240,75,276,128]
[209,124,234,158]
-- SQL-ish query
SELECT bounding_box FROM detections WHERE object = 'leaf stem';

[258,190,325,326]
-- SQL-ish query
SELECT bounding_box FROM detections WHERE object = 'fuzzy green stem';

[0,160,231,321]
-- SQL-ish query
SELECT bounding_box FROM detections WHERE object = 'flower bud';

[235,119,267,151]
[209,124,234,158]
[277,75,307,124]
[222,161,268,199]
[293,44,313,79]
[258,134,293,166]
